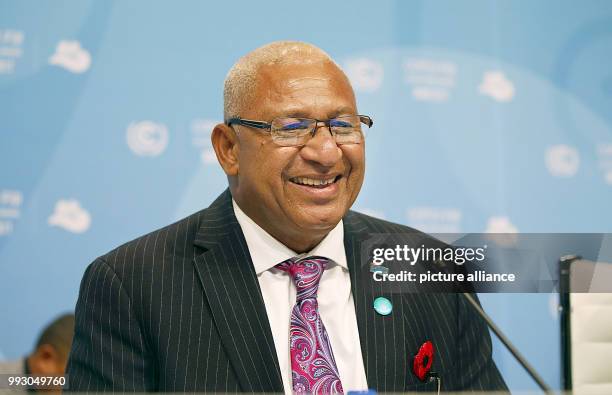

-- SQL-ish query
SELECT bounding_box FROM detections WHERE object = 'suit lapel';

[191,192,419,392]
[192,190,284,392]
[344,212,410,392]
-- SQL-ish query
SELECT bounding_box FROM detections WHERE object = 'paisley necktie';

[276,256,344,394]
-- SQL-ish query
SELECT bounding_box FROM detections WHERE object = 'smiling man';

[67,41,508,393]
[217,48,366,254]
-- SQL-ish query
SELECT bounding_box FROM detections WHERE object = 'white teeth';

[291,177,336,186]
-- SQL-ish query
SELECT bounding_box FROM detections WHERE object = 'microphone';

[461,292,553,394]
[422,239,554,393]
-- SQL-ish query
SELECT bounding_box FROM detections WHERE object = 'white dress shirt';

[232,199,368,394]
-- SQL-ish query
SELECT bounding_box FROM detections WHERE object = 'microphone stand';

[462,292,554,394]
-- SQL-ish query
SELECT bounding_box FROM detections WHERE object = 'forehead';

[250,61,357,118]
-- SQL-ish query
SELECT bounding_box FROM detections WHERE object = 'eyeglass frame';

[226,114,373,145]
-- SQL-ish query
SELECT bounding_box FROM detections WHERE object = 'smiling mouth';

[289,175,342,189]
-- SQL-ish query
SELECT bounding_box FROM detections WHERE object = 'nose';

[299,122,342,167]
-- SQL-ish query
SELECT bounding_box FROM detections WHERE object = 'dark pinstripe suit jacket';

[66,189,508,393]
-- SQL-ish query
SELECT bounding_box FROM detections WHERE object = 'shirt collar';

[232,199,347,275]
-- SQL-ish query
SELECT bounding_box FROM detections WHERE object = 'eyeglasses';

[226,114,373,147]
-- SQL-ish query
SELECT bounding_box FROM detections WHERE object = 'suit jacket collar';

[192,189,284,392]
[231,198,348,275]
[192,189,411,392]
[343,211,412,392]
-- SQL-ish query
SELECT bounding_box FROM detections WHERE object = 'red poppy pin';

[413,341,434,382]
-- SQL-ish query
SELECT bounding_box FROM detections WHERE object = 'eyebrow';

[279,106,357,119]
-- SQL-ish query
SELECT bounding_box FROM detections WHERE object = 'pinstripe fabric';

[343,212,508,392]
[66,189,508,392]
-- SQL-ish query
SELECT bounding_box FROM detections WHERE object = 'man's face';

[233,61,365,248]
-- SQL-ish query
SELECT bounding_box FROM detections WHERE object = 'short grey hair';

[223,41,342,121]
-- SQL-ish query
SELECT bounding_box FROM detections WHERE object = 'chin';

[295,205,346,230]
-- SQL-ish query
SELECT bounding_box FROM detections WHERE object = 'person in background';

[0,314,74,393]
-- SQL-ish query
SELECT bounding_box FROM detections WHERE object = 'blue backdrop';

[2,1,612,391]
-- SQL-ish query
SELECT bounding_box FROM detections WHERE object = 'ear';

[30,344,64,375]
[211,123,239,176]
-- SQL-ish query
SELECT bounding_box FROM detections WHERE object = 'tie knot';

[276,256,328,301]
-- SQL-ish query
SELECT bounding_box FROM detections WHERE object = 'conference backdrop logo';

[545,144,580,178]
[478,71,515,102]
[485,216,519,247]
[0,28,24,74]
[403,58,456,102]
[0,189,22,236]
[190,119,219,164]
[48,199,91,234]
[344,58,384,92]
[48,40,91,73]
[406,206,462,232]
[126,121,169,157]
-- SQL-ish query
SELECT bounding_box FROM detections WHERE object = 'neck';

[272,229,325,254]
[232,199,330,254]
[255,214,328,253]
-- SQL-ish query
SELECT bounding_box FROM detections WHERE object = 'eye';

[276,118,311,131]
[330,120,353,128]
[330,115,360,130]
